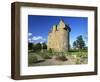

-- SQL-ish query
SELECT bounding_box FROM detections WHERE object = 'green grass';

[66,51,88,57]
[67,51,88,64]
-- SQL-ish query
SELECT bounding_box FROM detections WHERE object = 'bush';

[53,52,67,61]
[42,43,47,49]
[75,51,87,58]
[32,43,42,52]
[48,48,52,53]
[55,55,68,61]
[69,49,79,52]
[28,54,38,64]
[39,52,52,59]
[76,58,81,64]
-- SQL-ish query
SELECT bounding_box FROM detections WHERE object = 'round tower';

[47,19,71,52]
[57,20,71,52]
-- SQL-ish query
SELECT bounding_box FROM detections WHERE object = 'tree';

[73,41,77,49]
[42,43,47,49]
[28,43,33,50]
[73,35,85,50]
[32,43,35,51]
[35,43,42,51]
[32,43,42,52]
[76,35,85,49]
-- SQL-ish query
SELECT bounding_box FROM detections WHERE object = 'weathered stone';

[47,19,71,52]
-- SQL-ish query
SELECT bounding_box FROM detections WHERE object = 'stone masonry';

[47,19,71,52]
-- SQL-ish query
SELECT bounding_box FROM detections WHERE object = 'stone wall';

[47,20,71,52]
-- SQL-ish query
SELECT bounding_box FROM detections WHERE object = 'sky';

[28,15,88,47]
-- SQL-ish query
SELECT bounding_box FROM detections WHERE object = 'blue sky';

[28,15,88,47]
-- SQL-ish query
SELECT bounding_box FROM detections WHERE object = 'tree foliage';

[34,43,42,51]
[28,43,33,50]
[42,43,47,49]
[73,35,86,50]
[28,42,47,52]
[73,41,77,49]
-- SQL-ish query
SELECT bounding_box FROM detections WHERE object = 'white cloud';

[32,36,42,40]
[28,36,47,43]
[28,32,32,36]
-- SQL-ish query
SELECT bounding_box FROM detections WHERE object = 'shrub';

[33,43,42,52]
[55,55,68,61]
[42,43,47,49]
[76,51,88,58]
[28,55,38,64]
[69,49,79,52]
[48,48,52,53]
[40,52,52,59]
[76,58,81,64]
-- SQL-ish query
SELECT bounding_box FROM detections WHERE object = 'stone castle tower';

[47,19,71,52]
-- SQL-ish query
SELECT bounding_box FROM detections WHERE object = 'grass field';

[28,50,88,66]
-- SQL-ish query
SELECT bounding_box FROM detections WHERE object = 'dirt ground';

[29,55,87,66]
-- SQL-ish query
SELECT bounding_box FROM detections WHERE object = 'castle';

[47,19,71,52]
